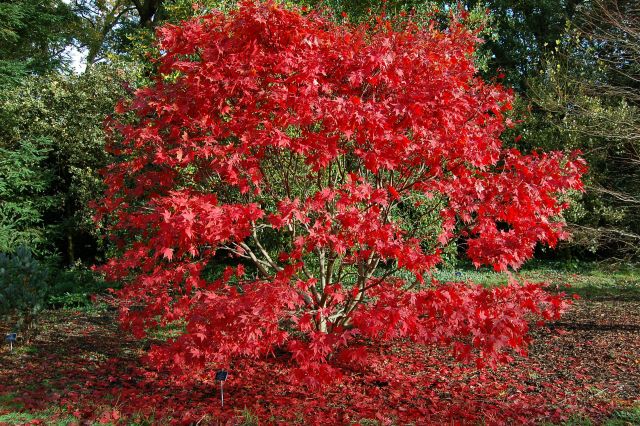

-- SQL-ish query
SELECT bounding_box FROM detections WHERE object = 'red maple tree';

[95,1,586,386]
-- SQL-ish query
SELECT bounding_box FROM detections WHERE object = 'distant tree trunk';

[66,198,75,264]
[67,233,75,264]
[132,0,163,28]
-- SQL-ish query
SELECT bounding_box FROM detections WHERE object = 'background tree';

[0,0,78,87]
[71,0,139,66]
[69,0,240,72]
[0,137,55,255]
[527,0,640,259]
[0,65,133,262]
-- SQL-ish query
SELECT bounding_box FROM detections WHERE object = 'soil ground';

[0,276,639,425]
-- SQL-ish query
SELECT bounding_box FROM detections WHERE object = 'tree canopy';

[95,1,584,385]
[0,0,77,87]
[0,0,638,265]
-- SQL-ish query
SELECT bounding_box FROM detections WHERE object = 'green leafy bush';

[0,137,56,256]
[0,66,134,263]
[48,264,112,309]
[0,246,49,339]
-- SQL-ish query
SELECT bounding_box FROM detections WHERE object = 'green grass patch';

[428,262,640,300]
[146,320,187,342]
[238,407,260,426]
[0,397,76,426]
[604,406,640,425]
[0,393,23,411]
[551,406,640,425]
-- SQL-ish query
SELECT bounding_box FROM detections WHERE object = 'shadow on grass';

[549,322,640,332]
[568,286,640,302]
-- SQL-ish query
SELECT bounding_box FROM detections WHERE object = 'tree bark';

[132,0,162,28]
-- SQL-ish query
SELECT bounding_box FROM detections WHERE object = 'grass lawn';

[1,264,639,425]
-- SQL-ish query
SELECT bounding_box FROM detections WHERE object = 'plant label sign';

[5,333,17,352]
[215,370,228,381]
[215,370,228,407]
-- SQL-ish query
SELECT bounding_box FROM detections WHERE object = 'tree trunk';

[134,0,163,28]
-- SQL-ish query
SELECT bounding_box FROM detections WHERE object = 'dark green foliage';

[0,65,133,263]
[0,246,49,337]
[48,265,113,309]
[0,0,77,87]
[474,0,581,91]
[523,0,640,259]
[0,138,57,255]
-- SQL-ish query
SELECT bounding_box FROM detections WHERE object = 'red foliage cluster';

[95,1,585,384]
